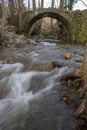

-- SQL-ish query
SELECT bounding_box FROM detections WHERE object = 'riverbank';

[0,40,85,129]
[61,67,87,130]
[0,26,36,48]
[0,26,86,129]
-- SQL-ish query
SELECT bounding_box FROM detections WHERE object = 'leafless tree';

[0,0,7,36]
[8,0,15,24]
[41,0,44,8]
[28,0,30,10]
[32,0,36,10]
[17,0,24,32]
[51,0,55,30]
[59,0,64,9]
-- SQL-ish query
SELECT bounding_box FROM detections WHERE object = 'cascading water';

[0,41,84,130]
[0,62,69,130]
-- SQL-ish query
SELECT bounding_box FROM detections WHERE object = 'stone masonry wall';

[23,9,87,43]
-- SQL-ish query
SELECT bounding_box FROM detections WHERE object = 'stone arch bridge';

[22,8,87,42]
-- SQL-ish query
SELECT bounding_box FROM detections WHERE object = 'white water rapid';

[0,62,67,130]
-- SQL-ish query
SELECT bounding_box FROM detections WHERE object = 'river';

[0,40,84,130]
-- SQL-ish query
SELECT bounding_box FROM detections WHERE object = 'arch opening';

[25,12,72,41]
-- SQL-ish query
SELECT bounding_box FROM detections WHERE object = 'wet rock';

[75,58,83,63]
[80,53,84,57]
[60,69,82,83]
[5,57,14,64]
[64,53,72,59]
[52,61,62,68]
[75,69,82,77]
[30,62,57,71]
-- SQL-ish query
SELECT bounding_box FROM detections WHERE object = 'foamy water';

[0,41,82,130]
[0,62,67,130]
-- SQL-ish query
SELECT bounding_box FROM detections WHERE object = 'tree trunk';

[1,0,7,36]
[59,0,64,9]
[17,0,24,32]
[51,0,54,31]
[38,0,40,8]
[41,0,44,8]
[68,0,74,10]
[0,3,2,17]
[28,0,30,11]
[8,0,15,24]
[32,0,36,10]
[81,43,87,92]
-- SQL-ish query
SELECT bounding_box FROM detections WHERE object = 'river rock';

[5,57,14,64]
[75,58,83,63]
[27,39,36,46]
[30,62,58,71]
[7,25,16,33]
[64,53,72,59]
[75,69,82,77]
[1,31,36,47]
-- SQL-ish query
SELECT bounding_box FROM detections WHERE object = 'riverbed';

[0,41,84,130]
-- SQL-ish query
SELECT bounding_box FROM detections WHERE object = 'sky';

[73,0,87,10]
[43,0,87,10]
[25,0,87,10]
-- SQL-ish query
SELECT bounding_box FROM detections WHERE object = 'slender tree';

[38,0,40,8]
[59,0,64,9]
[28,0,30,10]
[38,0,44,8]
[68,0,74,10]
[17,0,24,32]
[32,0,36,10]
[0,0,7,36]
[41,0,44,8]
[51,0,55,31]
[8,0,15,24]
[0,2,2,17]
[59,0,74,10]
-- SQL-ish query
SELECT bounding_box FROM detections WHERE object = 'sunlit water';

[0,41,84,130]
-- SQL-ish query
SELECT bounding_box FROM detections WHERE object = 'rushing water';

[0,41,84,130]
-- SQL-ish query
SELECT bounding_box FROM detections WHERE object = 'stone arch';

[25,11,72,41]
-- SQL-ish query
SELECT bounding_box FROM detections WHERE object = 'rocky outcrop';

[1,28,36,47]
